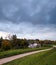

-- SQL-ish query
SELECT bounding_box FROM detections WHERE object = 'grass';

[0,47,49,59]
[3,48,56,65]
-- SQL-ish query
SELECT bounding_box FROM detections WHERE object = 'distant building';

[28,43,41,48]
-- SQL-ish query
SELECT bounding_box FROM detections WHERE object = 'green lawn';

[3,48,56,65]
[0,47,49,59]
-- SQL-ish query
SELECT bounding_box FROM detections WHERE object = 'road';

[0,48,52,65]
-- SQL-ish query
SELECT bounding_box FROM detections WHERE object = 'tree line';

[0,34,56,51]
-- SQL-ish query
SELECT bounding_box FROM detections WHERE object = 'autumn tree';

[2,40,11,50]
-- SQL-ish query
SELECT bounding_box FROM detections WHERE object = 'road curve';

[0,48,52,65]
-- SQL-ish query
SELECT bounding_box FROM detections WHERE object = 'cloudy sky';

[0,0,56,40]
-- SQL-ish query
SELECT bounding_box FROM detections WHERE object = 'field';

[3,48,56,65]
[0,47,49,59]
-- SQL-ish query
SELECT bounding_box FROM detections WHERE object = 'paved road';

[0,48,52,65]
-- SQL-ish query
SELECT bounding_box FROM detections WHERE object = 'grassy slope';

[0,47,49,59]
[3,48,56,65]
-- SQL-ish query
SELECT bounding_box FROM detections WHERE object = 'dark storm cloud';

[0,0,56,24]
[0,0,56,40]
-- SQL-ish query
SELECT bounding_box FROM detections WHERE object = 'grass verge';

[0,47,50,59]
[3,48,56,65]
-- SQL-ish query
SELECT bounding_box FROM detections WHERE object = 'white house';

[28,43,41,48]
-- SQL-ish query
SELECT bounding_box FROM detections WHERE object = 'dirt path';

[0,48,52,65]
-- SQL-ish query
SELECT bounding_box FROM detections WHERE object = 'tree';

[20,39,28,48]
[11,34,17,48]
[0,37,3,48]
[2,40,11,50]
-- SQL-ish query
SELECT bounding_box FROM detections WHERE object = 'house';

[28,43,41,48]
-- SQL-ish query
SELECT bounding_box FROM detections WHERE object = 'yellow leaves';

[2,40,10,46]
[2,40,11,50]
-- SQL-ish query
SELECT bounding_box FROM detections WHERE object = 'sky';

[0,0,56,40]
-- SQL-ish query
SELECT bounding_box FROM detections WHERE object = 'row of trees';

[0,35,28,50]
[0,34,56,51]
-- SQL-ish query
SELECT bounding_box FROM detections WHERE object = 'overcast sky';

[0,0,56,40]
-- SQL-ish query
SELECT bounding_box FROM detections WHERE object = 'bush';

[42,44,52,47]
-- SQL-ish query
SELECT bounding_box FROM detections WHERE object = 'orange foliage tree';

[2,40,11,50]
